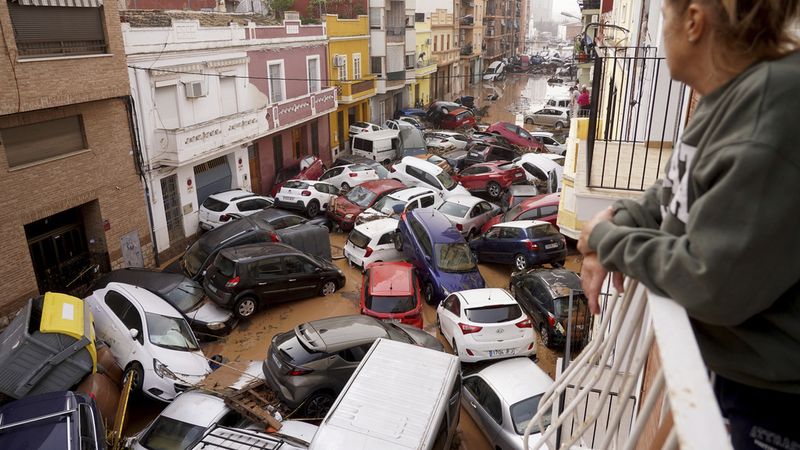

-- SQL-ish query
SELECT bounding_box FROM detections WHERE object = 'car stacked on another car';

[436,288,535,363]
[514,153,564,192]
[199,190,274,231]
[317,164,379,190]
[343,218,404,270]
[463,141,519,168]
[390,156,470,199]
[331,155,390,179]
[360,261,423,328]
[203,243,345,319]
[327,179,405,231]
[414,153,454,174]
[348,121,381,139]
[425,130,470,151]
[452,161,527,199]
[501,185,542,211]
[482,192,561,233]
[274,180,340,218]
[485,122,546,151]
[531,131,567,155]
[262,315,443,417]
[440,108,477,131]
[269,155,325,197]
[470,220,567,271]
[357,186,443,224]
[436,195,498,239]
[394,208,485,304]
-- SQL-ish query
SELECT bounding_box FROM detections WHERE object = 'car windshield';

[371,195,406,215]
[503,203,525,221]
[201,197,227,212]
[139,416,206,450]
[554,295,589,318]
[384,323,415,344]
[348,229,371,249]
[465,304,523,323]
[527,224,559,238]
[511,394,551,435]
[162,281,205,312]
[146,313,199,351]
[345,186,378,208]
[438,202,470,218]
[353,121,371,128]
[183,240,211,277]
[366,294,416,313]
[436,172,458,190]
[435,243,477,272]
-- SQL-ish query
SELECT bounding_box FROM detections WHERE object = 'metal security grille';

[193,156,232,206]
[160,174,185,245]
[8,3,107,58]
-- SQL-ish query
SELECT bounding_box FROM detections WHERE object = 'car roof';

[399,156,443,174]
[161,391,230,426]
[195,214,269,251]
[0,390,86,424]
[389,186,436,201]
[105,282,183,317]
[353,217,399,235]
[523,268,583,297]
[358,179,404,193]
[208,189,257,203]
[475,357,554,406]
[530,131,555,138]
[353,129,399,140]
[456,288,517,308]
[93,268,187,294]
[409,208,463,244]
[219,242,299,262]
[473,160,513,169]
[251,207,302,222]
[447,107,470,115]
[442,195,483,207]
[295,315,389,353]
[518,192,561,209]
[368,262,415,296]
[492,219,550,229]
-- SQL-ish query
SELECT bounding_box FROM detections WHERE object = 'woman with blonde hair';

[577,0,800,447]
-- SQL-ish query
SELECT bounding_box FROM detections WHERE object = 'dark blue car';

[470,220,567,271]
[394,208,485,304]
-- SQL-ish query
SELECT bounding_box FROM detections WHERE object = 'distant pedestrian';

[577,87,590,116]
[569,86,579,118]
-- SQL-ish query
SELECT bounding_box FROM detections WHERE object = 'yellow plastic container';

[39,292,97,372]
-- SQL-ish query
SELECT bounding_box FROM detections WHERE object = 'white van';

[308,338,461,450]
[351,129,400,164]
[483,60,506,81]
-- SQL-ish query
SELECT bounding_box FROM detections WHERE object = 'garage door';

[193,156,232,206]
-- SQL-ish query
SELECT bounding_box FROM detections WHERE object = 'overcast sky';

[415,0,581,21]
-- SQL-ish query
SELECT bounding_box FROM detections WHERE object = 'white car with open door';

[436,288,535,363]
[343,218,405,271]
[274,179,340,218]
[514,153,564,193]
[85,282,212,402]
[530,132,567,155]
[318,164,380,190]
[199,190,274,230]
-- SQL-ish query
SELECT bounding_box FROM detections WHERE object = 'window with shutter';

[1,116,88,168]
[268,62,285,103]
[8,3,107,58]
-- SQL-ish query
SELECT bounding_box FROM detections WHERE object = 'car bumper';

[142,369,207,402]
[456,335,536,363]
[204,283,236,309]
[326,210,356,231]
[262,360,308,410]
[189,315,239,339]
[273,199,307,212]
[526,248,568,266]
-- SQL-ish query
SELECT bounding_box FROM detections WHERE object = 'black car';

[92,268,237,339]
[501,185,541,211]
[509,269,591,348]
[203,243,346,319]
[182,209,332,281]
[463,142,519,168]
[331,155,390,179]
[441,149,468,173]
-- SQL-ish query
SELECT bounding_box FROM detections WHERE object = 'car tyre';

[341,182,350,191]
[514,254,528,271]
[234,296,258,319]
[304,391,335,418]
[540,324,553,348]
[321,280,337,296]
[306,200,320,218]
[524,117,534,124]
[423,282,436,305]
[555,121,565,130]
[124,362,144,394]
[551,259,566,268]
[393,232,404,251]
[487,181,502,199]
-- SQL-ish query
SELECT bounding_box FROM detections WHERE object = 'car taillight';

[459,323,483,335]
[269,232,281,242]
[364,246,373,257]
[389,166,396,173]
[219,214,231,222]
[526,241,539,251]
[547,315,556,327]
[516,318,532,328]
[225,276,240,288]
[288,367,312,376]
[301,190,311,196]
[456,223,463,231]
[349,173,358,177]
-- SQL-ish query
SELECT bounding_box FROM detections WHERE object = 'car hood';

[186,299,234,325]
[149,345,212,377]
[438,269,485,294]
[334,198,364,214]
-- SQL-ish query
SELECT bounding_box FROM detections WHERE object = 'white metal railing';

[524,280,732,450]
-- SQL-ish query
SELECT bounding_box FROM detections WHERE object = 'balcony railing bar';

[626,54,651,189]
[642,59,662,191]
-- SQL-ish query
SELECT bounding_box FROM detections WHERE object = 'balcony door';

[248,144,262,193]
[337,111,346,153]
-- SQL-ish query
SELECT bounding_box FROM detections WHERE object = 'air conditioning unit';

[184,81,207,98]
[333,55,346,67]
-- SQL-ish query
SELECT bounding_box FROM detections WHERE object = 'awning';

[15,0,103,7]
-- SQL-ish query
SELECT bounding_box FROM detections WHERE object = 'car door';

[249,257,286,301]
[476,226,501,262]
[520,278,544,323]
[438,295,461,343]
[462,376,502,444]
[529,279,554,326]
[329,343,373,390]
[319,167,345,186]
[375,231,397,259]
[314,183,339,209]
[495,227,523,264]
[100,289,143,365]
[456,166,480,190]
[283,255,320,299]
[531,109,547,125]
[469,201,494,231]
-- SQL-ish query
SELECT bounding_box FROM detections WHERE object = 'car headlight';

[206,322,225,330]
[345,213,354,219]
[153,358,177,380]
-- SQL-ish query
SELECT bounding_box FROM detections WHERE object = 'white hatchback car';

[437,288,535,363]
[390,156,470,199]
[436,195,499,238]
[85,282,211,402]
[425,130,470,150]
[199,190,274,230]
[274,179,340,218]
[358,186,443,224]
[318,164,380,190]
[343,218,404,271]
[348,121,382,139]
[530,132,567,155]
[514,153,564,192]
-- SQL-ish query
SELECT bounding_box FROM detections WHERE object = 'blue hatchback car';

[394,208,486,304]
[470,220,567,271]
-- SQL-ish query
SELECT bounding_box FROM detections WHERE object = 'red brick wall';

[125,0,217,9]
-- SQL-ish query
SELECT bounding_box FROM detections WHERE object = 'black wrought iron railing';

[586,47,688,191]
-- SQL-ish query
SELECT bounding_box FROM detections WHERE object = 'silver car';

[461,357,555,450]
[524,107,571,130]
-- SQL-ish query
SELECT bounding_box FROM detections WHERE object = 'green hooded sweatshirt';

[588,51,800,393]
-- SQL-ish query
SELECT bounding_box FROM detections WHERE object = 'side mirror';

[314,266,323,273]
[129,328,139,340]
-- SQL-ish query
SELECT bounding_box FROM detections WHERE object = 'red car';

[481,192,561,233]
[485,121,546,151]
[452,161,527,199]
[269,155,325,197]
[359,261,423,329]
[440,108,477,130]
[327,179,404,231]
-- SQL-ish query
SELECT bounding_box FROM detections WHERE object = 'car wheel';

[555,121,565,130]
[552,259,566,268]
[487,182,502,199]
[341,182,350,191]
[514,254,528,271]
[393,232,404,251]
[234,296,258,319]
[123,362,144,394]
[306,200,320,218]
[423,283,436,305]
[524,117,534,124]
[321,280,337,296]
[540,324,552,348]
[304,391,335,418]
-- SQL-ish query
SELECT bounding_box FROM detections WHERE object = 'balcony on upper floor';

[386,25,405,43]
[432,48,460,66]
[415,58,438,77]
[579,0,602,12]
[333,76,376,104]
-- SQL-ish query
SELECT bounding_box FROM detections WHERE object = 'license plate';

[489,348,514,357]
[545,243,559,249]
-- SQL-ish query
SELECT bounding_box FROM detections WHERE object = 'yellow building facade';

[413,18,437,107]
[325,14,376,156]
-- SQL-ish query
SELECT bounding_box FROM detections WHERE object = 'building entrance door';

[25,207,91,295]
[160,174,185,246]
[248,144,261,193]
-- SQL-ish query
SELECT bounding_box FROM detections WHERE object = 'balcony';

[432,48,460,66]
[415,59,437,77]
[579,0,602,10]
[333,76,376,104]
[522,280,730,449]
[386,26,405,42]
[460,45,474,57]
